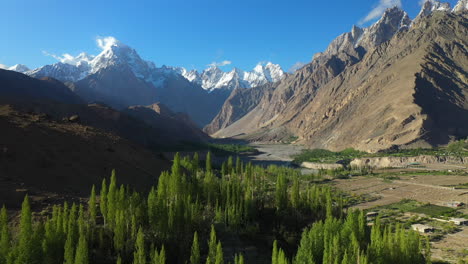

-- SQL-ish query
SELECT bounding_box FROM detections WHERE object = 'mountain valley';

[1,1,468,263]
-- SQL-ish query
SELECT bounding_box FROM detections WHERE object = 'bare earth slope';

[214,12,468,152]
[0,105,171,200]
[0,70,209,149]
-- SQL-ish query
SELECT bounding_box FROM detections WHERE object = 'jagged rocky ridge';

[174,62,285,92]
[208,1,468,152]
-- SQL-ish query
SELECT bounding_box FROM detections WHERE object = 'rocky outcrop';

[453,0,468,13]
[204,84,276,134]
[350,155,468,169]
[301,162,344,170]
[414,0,451,23]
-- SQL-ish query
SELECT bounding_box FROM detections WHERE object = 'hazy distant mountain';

[208,2,468,152]
[7,64,30,73]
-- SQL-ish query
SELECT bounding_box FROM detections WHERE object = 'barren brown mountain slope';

[125,102,209,143]
[213,12,468,152]
[1,70,209,149]
[0,105,171,202]
[207,7,410,136]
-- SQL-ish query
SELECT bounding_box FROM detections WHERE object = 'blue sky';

[0,0,458,72]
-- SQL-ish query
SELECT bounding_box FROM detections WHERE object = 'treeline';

[0,152,430,263]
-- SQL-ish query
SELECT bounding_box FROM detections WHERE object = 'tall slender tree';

[206,225,217,264]
[14,195,34,264]
[190,231,200,264]
[206,152,212,173]
[88,185,97,225]
[74,234,88,264]
[100,178,108,224]
[214,242,223,264]
[133,228,146,264]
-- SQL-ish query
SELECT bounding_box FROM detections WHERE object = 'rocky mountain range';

[16,39,284,126]
[208,0,468,152]
[174,62,285,92]
[4,0,467,153]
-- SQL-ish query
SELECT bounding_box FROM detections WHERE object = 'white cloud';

[42,36,121,66]
[42,50,94,66]
[288,62,306,73]
[359,0,402,25]
[96,36,120,50]
[208,60,232,67]
[0,63,8,69]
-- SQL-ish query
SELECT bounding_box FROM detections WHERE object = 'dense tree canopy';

[0,153,429,264]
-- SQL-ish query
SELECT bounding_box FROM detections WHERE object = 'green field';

[409,204,456,217]
[158,141,258,155]
[292,139,468,165]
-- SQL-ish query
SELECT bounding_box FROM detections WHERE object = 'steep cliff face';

[203,83,276,135]
[212,12,468,152]
[207,7,413,137]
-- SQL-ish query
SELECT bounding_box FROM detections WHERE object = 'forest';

[0,153,430,264]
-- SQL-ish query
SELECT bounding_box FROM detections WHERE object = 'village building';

[411,224,434,233]
[449,218,468,226]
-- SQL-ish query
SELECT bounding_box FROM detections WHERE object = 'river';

[245,143,316,174]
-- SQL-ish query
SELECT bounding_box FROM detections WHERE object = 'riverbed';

[246,143,316,174]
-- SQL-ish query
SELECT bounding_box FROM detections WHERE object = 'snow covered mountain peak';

[416,0,451,20]
[8,64,30,73]
[89,40,156,80]
[182,62,285,92]
[27,37,159,83]
[453,0,468,12]
[25,37,284,92]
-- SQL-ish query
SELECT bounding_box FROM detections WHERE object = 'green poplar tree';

[234,254,244,264]
[192,153,199,173]
[291,177,300,209]
[158,245,166,264]
[114,210,125,252]
[272,240,278,264]
[227,157,233,173]
[100,178,108,223]
[214,242,223,264]
[206,152,212,173]
[88,185,97,225]
[64,229,75,264]
[133,228,146,264]
[206,225,217,264]
[107,170,118,227]
[74,234,88,264]
[15,195,34,264]
[172,153,182,178]
[235,156,241,174]
[190,231,200,264]
[275,174,287,211]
